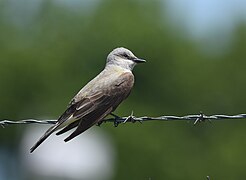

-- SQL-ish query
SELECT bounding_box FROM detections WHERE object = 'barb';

[1,112,246,127]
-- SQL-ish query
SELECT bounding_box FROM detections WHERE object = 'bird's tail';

[30,125,58,153]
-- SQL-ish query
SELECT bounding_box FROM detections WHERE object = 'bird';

[30,47,146,153]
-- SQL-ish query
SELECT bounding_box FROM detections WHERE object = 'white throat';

[106,58,136,71]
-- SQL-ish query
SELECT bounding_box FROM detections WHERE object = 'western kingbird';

[30,47,145,153]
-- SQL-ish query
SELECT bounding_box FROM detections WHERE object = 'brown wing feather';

[64,107,113,142]
[63,72,134,142]
[56,121,79,135]
[56,93,110,135]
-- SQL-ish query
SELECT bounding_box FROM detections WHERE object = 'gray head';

[106,47,146,71]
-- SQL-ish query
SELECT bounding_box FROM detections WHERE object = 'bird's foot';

[110,113,120,119]
[110,113,121,127]
[97,121,104,127]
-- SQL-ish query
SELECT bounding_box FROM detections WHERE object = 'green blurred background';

[1,0,246,179]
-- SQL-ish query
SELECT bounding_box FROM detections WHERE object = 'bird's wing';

[55,92,112,136]
[63,71,134,142]
[30,71,134,152]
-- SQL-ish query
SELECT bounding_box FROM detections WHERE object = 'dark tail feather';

[64,108,113,142]
[30,125,58,153]
[64,125,91,142]
[56,121,79,135]
[64,120,93,142]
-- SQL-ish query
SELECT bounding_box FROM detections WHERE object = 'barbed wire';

[1,112,246,128]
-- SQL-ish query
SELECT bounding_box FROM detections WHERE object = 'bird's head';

[106,47,146,71]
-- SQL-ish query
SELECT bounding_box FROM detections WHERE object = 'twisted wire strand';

[1,113,246,128]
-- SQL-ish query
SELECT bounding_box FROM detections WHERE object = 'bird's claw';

[97,121,104,127]
[110,113,121,127]
[114,120,120,127]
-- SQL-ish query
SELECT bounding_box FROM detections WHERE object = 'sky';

[164,0,246,38]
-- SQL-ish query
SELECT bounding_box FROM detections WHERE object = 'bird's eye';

[122,53,129,58]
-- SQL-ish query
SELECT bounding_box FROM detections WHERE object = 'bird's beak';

[133,58,146,63]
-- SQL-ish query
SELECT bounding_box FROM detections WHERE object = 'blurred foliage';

[0,0,246,179]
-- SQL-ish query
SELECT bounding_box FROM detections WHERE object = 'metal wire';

[1,112,246,128]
